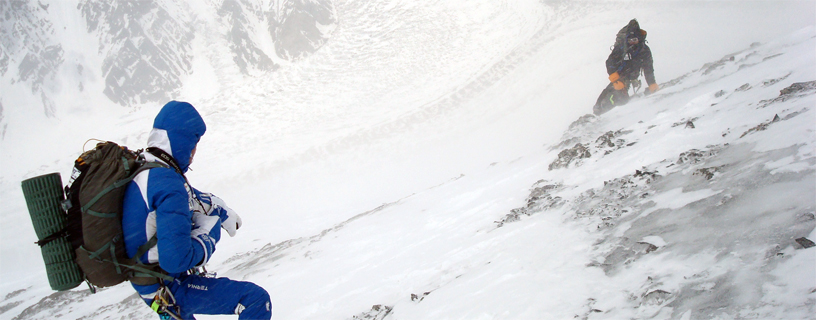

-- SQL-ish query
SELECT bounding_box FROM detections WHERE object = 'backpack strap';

[146,147,184,176]
[35,228,69,247]
[81,162,167,217]
[128,234,173,282]
[135,235,158,260]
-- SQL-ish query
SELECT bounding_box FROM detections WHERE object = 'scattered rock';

[3,289,27,301]
[735,83,752,92]
[672,117,699,128]
[693,166,725,180]
[641,290,672,306]
[779,81,816,95]
[794,237,815,249]
[762,72,791,86]
[634,168,659,181]
[795,212,815,223]
[575,168,660,231]
[351,305,393,320]
[633,242,659,254]
[677,148,720,165]
[594,130,634,156]
[411,291,431,302]
[701,55,734,75]
[758,80,816,108]
[0,301,24,315]
[568,114,597,130]
[781,107,810,121]
[740,115,780,138]
[549,143,591,170]
[574,298,604,320]
[496,182,565,227]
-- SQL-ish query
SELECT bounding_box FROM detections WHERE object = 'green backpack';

[22,141,171,291]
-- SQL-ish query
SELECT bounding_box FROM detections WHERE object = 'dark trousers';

[593,82,631,115]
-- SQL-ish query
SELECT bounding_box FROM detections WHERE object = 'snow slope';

[1,1,814,319]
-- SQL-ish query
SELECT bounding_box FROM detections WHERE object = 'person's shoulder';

[146,165,185,187]
[641,44,653,54]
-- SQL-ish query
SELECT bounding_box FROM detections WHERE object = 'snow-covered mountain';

[0,0,335,113]
[1,1,814,319]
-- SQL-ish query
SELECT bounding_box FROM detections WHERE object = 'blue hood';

[149,101,206,172]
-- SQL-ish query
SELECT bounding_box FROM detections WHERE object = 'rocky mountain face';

[268,0,337,61]
[0,0,337,113]
[78,0,195,106]
[0,0,64,118]
[218,0,276,74]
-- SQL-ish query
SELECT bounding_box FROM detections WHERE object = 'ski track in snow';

[1,1,815,320]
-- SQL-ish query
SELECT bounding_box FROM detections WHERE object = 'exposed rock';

[734,83,751,92]
[351,304,393,320]
[641,289,671,306]
[740,115,780,138]
[762,72,791,87]
[11,290,91,320]
[574,168,660,231]
[595,129,634,155]
[0,0,63,116]
[758,80,816,108]
[672,117,699,128]
[549,143,590,170]
[219,0,278,74]
[633,241,658,254]
[794,237,815,249]
[0,301,23,316]
[268,0,337,61]
[693,166,725,180]
[779,81,816,95]
[410,291,431,302]
[701,55,734,75]
[79,0,195,106]
[677,147,720,165]
[568,114,597,131]
[496,181,564,227]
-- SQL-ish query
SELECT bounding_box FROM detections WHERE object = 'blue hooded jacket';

[122,101,210,299]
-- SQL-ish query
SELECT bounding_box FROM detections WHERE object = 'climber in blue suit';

[122,101,271,319]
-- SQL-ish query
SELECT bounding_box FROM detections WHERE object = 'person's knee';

[238,282,271,319]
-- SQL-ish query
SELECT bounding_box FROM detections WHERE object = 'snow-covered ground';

[1,1,814,319]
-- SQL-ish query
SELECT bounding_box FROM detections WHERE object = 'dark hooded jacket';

[606,26,656,86]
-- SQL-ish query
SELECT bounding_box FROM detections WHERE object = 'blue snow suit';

[122,101,271,320]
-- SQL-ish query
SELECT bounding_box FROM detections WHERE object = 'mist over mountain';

[0,0,335,113]
[1,1,814,319]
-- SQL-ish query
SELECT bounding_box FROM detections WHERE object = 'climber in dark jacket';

[594,19,659,115]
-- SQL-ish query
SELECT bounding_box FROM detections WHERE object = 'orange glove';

[648,83,659,93]
[608,72,620,83]
[613,81,625,90]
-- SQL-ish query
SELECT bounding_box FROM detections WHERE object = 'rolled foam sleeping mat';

[21,173,84,291]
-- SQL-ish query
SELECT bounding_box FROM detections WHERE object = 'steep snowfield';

[1,1,814,319]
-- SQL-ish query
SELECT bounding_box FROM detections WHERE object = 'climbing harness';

[151,284,182,320]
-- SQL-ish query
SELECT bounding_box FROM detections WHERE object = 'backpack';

[613,19,647,51]
[26,141,172,291]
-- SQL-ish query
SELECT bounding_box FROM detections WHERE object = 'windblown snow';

[1,1,814,320]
